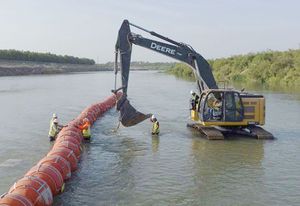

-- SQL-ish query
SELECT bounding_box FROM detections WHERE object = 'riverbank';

[0,60,173,76]
[0,60,111,76]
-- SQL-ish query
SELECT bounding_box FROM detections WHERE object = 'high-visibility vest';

[79,122,91,138]
[82,126,91,138]
[152,121,160,135]
[48,120,59,137]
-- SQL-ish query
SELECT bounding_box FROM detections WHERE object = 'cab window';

[224,92,243,121]
[202,92,223,121]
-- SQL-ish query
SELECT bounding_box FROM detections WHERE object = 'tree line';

[166,49,300,87]
[0,49,95,65]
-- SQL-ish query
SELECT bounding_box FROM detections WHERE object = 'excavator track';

[248,126,274,139]
[187,123,224,140]
[188,123,274,140]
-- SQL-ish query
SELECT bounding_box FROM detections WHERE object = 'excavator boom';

[115,20,218,95]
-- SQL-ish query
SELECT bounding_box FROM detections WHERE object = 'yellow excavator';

[113,20,273,140]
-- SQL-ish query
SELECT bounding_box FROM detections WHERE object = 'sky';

[0,0,299,63]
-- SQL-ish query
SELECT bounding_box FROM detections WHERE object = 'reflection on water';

[0,71,300,205]
[151,136,159,153]
[232,81,300,95]
[190,137,265,180]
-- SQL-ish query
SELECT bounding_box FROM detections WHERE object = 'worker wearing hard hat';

[150,115,160,135]
[190,90,200,111]
[48,113,63,141]
[79,118,91,140]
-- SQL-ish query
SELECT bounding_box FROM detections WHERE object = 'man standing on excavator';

[190,90,200,111]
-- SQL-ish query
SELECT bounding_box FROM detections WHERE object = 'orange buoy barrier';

[8,176,53,206]
[38,156,71,181]
[0,193,33,206]
[2,92,122,205]
[47,147,78,172]
[25,164,64,196]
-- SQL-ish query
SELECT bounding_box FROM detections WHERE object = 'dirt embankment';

[0,60,112,76]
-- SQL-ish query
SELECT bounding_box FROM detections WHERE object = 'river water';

[0,71,299,206]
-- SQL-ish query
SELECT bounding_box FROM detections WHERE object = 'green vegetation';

[166,49,300,87]
[166,63,195,81]
[0,49,95,65]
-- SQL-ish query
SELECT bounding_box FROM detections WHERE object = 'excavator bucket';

[116,94,152,127]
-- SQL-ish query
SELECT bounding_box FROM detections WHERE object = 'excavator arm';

[114,19,218,127]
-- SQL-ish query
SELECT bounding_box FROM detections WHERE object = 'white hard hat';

[151,115,155,120]
[53,113,57,118]
[53,118,58,123]
[190,90,195,95]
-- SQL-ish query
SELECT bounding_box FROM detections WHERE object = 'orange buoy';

[25,164,64,196]
[47,147,78,172]
[57,130,83,142]
[59,126,81,135]
[0,193,33,206]
[55,135,81,146]
[64,126,82,134]
[59,128,82,137]
[92,105,100,116]
[68,119,81,128]
[38,155,71,181]
[79,112,92,124]
[53,141,81,159]
[8,176,53,206]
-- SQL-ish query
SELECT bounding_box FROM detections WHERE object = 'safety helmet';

[53,113,57,118]
[151,115,155,120]
[83,118,89,123]
[53,119,58,124]
[190,90,195,95]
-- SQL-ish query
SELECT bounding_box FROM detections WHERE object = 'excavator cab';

[194,90,244,125]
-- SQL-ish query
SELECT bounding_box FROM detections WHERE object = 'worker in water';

[190,90,200,111]
[48,114,63,141]
[150,115,160,135]
[79,118,91,140]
